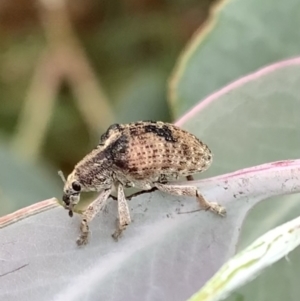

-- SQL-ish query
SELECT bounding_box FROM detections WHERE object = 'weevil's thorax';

[70,124,127,191]
[71,151,113,191]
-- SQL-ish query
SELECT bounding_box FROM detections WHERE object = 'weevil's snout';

[62,194,71,206]
[62,180,82,217]
[62,193,80,217]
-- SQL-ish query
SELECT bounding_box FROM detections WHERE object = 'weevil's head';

[59,171,82,217]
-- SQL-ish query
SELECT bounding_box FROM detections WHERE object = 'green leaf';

[115,67,171,123]
[188,214,300,301]
[169,0,300,117]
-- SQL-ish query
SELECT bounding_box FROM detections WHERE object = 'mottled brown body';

[113,121,212,180]
[72,121,212,188]
[61,121,225,246]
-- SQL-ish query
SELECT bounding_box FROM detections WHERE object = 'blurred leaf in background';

[169,0,300,117]
[0,137,61,215]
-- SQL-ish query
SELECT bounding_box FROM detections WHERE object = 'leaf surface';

[1,59,300,300]
[1,160,299,301]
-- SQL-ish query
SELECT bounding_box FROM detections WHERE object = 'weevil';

[59,121,226,245]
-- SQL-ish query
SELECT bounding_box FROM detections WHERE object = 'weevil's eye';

[72,181,81,192]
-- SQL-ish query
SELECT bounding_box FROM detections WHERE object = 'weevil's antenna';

[58,170,66,183]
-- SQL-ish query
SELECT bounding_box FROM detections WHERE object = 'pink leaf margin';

[1,159,299,228]
[175,57,300,126]
[178,159,300,205]
[0,198,58,228]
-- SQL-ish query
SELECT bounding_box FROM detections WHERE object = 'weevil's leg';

[76,188,112,246]
[112,183,131,241]
[154,183,226,216]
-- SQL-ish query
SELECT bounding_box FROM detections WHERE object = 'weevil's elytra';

[144,124,178,143]
[60,121,226,246]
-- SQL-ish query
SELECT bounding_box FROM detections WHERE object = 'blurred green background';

[0,0,215,215]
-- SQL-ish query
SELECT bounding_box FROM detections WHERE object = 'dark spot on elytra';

[114,159,128,170]
[105,134,129,169]
[182,144,191,157]
[144,124,177,143]
[129,127,139,136]
[128,166,138,173]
